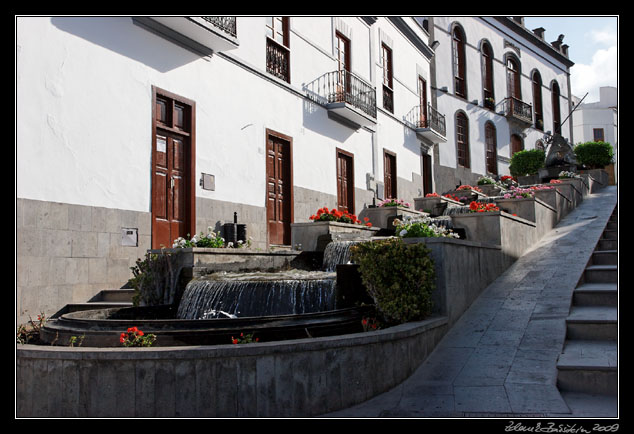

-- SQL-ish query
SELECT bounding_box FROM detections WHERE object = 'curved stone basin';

[40,304,372,347]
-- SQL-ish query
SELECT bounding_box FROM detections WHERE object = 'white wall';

[17,16,430,216]
[432,17,572,176]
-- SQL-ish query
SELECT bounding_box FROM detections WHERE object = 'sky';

[522,16,618,103]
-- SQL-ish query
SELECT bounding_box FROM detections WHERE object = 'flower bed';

[392,215,459,239]
[358,205,427,230]
[414,194,463,217]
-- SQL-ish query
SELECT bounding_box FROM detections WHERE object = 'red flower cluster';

[120,326,144,343]
[443,193,461,202]
[468,201,500,213]
[457,184,483,192]
[425,192,439,197]
[309,207,372,227]
[119,326,156,347]
[500,175,516,182]
[549,179,563,184]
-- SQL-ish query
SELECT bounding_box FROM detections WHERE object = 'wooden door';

[266,130,293,245]
[418,76,427,127]
[485,122,498,175]
[153,132,188,248]
[152,88,194,249]
[384,150,397,199]
[336,149,354,213]
[335,32,351,101]
[422,152,432,196]
[510,134,524,156]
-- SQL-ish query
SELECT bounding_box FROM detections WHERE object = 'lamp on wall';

[430,40,440,50]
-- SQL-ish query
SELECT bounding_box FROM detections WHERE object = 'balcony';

[405,103,447,143]
[503,97,533,126]
[266,38,290,83]
[138,16,239,54]
[307,70,377,128]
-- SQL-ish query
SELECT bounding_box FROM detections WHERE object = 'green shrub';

[509,149,545,177]
[574,141,614,169]
[350,238,436,325]
[127,251,181,307]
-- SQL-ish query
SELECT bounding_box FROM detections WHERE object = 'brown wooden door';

[336,150,354,213]
[384,151,397,199]
[266,131,292,245]
[510,134,524,156]
[153,132,189,248]
[422,152,432,196]
[335,32,351,100]
[485,122,498,175]
[418,76,427,127]
[152,88,195,250]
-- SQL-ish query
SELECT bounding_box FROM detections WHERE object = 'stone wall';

[16,198,151,324]
[16,316,449,417]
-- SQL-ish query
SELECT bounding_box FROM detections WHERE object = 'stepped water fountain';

[40,240,375,347]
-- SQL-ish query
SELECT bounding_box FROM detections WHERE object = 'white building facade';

[572,86,617,152]
[16,16,446,321]
[428,17,574,192]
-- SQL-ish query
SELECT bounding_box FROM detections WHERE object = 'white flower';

[227,242,234,248]
[399,229,408,237]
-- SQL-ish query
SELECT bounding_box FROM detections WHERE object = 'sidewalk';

[324,186,618,418]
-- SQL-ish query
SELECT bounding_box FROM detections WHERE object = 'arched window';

[456,112,470,168]
[482,41,495,109]
[485,122,498,175]
[506,57,521,100]
[510,133,524,156]
[452,26,466,98]
[552,81,561,134]
[532,71,544,131]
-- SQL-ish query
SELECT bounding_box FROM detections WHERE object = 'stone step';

[601,229,618,240]
[597,239,617,251]
[90,289,135,303]
[557,340,618,395]
[51,301,134,318]
[566,306,617,341]
[573,283,617,307]
[584,264,617,284]
[591,250,617,266]
[606,220,617,231]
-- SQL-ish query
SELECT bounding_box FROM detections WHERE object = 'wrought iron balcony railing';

[504,97,533,124]
[266,38,290,83]
[406,103,447,138]
[201,16,237,38]
[324,69,377,119]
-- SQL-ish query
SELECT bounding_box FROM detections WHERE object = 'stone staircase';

[556,205,618,396]
[51,289,135,318]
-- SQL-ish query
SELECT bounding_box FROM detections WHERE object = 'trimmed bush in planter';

[574,141,614,169]
[350,238,436,325]
[509,149,545,177]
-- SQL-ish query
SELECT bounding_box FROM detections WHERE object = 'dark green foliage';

[127,251,181,307]
[509,149,546,176]
[350,238,436,325]
[574,141,614,169]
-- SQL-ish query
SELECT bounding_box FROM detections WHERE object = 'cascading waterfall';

[322,240,364,272]
[176,270,337,319]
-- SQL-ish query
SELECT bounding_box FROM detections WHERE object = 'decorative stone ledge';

[291,221,379,252]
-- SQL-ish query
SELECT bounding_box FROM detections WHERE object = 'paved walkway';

[324,186,618,418]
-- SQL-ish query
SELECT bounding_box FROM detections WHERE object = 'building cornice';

[492,17,575,68]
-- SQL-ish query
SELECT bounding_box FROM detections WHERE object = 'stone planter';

[358,206,427,230]
[402,237,504,326]
[291,221,379,252]
[414,196,463,217]
[476,184,504,197]
[495,197,557,240]
[450,211,537,261]
[443,188,487,202]
[149,247,301,275]
[532,187,572,221]
[556,178,585,206]
[518,174,541,186]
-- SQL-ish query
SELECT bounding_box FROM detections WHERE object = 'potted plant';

[509,149,545,185]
